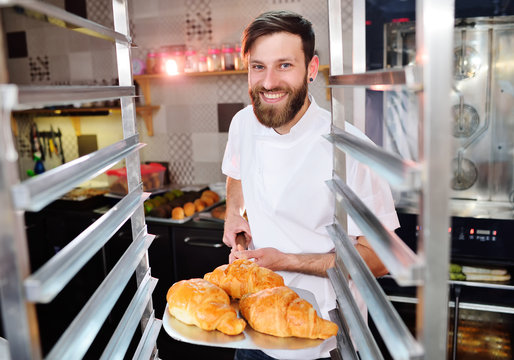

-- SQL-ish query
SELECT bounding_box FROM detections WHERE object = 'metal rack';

[0,1,161,359]
[326,0,454,359]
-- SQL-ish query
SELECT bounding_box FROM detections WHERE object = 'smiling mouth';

[261,92,286,101]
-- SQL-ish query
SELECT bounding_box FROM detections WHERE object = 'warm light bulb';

[166,59,178,75]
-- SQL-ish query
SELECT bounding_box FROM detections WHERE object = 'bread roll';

[204,259,284,299]
[166,278,246,335]
[183,202,195,216]
[171,207,185,220]
[239,286,338,339]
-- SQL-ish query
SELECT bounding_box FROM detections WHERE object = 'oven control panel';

[451,217,514,264]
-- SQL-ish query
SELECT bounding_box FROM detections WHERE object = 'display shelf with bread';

[144,188,224,224]
[162,260,339,351]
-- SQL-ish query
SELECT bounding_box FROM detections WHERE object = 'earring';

[309,77,314,83]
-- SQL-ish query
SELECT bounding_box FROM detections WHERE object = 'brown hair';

[241,10,315,68]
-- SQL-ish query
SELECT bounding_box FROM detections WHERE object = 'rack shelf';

[13,105,160,136]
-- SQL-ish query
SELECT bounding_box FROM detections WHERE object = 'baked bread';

[239,286,338,340]
[166,278,246,335]
[204,259,284,299]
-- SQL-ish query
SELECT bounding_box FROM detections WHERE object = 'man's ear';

[307,55,319,83]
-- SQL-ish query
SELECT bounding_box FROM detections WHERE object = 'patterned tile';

[86,0,113,28]
[216,75,248,103]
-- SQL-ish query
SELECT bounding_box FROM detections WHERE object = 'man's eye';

[252,64,264,70]
[280,63,292,69]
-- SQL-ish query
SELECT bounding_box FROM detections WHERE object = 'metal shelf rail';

[0,1,161,359]
[326,0,454,359]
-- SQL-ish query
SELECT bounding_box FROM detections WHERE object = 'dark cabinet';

[171,226,231,282]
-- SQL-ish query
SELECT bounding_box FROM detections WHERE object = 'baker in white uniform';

[221,10,399,360]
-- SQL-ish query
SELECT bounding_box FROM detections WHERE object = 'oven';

[378,15,514,360]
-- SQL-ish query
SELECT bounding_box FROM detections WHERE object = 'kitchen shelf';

[132,65,331,136]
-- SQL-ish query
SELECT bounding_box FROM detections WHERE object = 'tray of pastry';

[162,287,325,350]
[144,188,224,224]
[162,259,337,351]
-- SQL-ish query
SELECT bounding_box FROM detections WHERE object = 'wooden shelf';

[132,65,330,136]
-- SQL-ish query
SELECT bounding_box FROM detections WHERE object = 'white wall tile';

[192,133,224,162]
[69,52,94,81]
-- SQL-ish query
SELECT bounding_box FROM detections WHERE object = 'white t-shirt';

[222,96,399,359]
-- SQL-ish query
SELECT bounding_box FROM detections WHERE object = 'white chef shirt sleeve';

[221,113,241,180]
[347,156,400,237]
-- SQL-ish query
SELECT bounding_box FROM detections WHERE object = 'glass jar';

[207,45,222,72]
[221,43,235,71]
[156,51,167,74]
[234,43,244,70]
[184,46,198,73]
[197,52,208,72]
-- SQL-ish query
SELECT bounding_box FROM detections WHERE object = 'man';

[222,10,399,360]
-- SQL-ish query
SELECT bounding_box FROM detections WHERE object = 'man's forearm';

[282,252,336,278]
[226,177,245,216]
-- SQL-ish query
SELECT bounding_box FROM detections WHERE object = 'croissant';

[239,286,338,340]
[204,259,284,299]
[166,278,246,335]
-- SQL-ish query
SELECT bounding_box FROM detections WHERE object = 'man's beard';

[249,77,308,129]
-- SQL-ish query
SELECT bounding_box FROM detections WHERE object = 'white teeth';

[263,92,284,99]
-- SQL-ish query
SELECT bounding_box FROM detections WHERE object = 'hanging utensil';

[57,127,65,164]
[50,125,59,155]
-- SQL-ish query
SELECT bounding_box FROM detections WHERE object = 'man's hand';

[223,213,251,249]
[232,247,336,277]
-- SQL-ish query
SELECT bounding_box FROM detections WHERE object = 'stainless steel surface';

[387,295,514,315]
[100,273,157,360]
[324,129,421,191]
[11,134,144,212]
[0,0,159,358]
[328,309,359,360]
[327,266,384,360]
[384,15,514,213]
[24,189,149,303]
[328,224,423,360]
[0,87,42,360]
[0,0,132,44]
[15,85,135,109]
[415,2,454,359]
[133,312,162,360]
[326,181,423,285]
[46,232,155,359]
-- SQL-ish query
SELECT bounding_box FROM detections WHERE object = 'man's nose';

[261,69,280,90]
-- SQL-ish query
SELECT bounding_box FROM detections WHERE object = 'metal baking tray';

[162,287,327,350]
[145,200,225,224]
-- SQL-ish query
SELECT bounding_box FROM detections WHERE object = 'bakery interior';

[1,0,514,359]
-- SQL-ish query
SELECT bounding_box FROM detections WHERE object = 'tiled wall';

[5,0,330,185]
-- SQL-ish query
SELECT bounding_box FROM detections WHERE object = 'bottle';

[221,43,235,71]
[34,154,45,174]
[207,45,222,72]
[146,52,157,74]
[184,46,198,73]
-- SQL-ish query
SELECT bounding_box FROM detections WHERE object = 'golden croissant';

[166,278,246,335]
[204,259,284,299]
[239,286,338,340]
